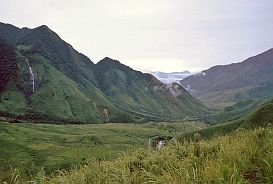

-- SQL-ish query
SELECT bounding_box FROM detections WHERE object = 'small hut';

[148,135,173,150]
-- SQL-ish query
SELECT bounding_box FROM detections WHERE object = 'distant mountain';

[150,71,192,83]
[0,22,208,123]
[181,49,273,109]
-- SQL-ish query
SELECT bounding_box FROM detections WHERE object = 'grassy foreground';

[10,126,273,184]
[0,121,205,181]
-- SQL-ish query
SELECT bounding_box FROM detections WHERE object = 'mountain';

[0,23,31,45]
[180,49,273,109]
[94,58,207,122]
[150,71,192,83]
[0,22,208,123]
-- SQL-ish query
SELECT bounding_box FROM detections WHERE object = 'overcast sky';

[1,0,273,72]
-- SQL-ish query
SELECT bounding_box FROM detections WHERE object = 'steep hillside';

[0,22,31,45]
[240,98,273,128]
[0,41,18,91]
[0,23,110,123]
[94,57,208,122]
[18,25,98,87]
[181,48,273,109]
[0,22,208,123]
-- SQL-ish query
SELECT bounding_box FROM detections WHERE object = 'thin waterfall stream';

[26,58,35,93]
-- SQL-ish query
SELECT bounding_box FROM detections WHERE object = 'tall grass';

[11,126,273,184]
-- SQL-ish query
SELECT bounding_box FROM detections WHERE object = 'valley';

[25,126,273,184]
[0,120,206,181]
[1,96,273,183]
[0,21,272,184]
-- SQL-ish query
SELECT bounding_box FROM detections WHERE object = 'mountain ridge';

[181,48,273,110]
[0,22,208,123]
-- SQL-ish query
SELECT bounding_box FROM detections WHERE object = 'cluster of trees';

[0,111,85,124]
[0,40,18,91]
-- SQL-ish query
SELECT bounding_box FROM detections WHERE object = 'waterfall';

[26,58,35,93]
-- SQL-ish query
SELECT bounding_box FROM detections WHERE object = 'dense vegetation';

[0,41,18,91]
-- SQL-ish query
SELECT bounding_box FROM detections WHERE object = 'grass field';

[1,99,272,183]
[11,126,273,184]
[0,121,206,181]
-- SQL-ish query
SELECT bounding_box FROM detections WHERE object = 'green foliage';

[215,99,258,123]
[10,127,273,184]
[94,57,208,122]
[240,98,273,128]
[0,121,205,181]
[0,41,18,91]
[0,23,208,123]
[182,97,273,140]
[181,48,273,110]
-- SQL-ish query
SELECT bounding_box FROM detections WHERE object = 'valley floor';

[16,126,273,184]
[0,120,206,181]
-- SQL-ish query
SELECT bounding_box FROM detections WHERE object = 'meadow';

[0,120,206,181]
[9,126,273,184]
[1,99,272,183]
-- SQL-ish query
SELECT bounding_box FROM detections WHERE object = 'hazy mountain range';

[0,22,208,123]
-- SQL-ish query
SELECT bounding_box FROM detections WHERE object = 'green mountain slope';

[94,57,208,122]
[0,22,208,123]
[181,48,273,109]
[0,22,31,45]
[0,41,18,91]
[240,98,273,128]
[181,97,273,140]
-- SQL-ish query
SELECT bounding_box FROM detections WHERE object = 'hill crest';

[0,22,208,123]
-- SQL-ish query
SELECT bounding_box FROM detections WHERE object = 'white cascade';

[26,58,35,93]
